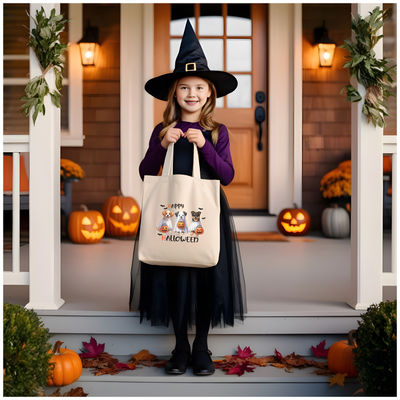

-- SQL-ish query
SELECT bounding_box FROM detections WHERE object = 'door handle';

[255,106,265,151]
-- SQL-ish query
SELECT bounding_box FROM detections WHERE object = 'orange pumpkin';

[327,330,359,378]
[177,221,185,229]
[160,225,169,233]
[195,226,204,235]
[102,194,140,237]
[277,207,311,236]
[47,341,82,386]
[68,205,105,244]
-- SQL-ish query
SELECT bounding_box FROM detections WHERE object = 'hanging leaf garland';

[20,7,70,125]
[340,6,397,128]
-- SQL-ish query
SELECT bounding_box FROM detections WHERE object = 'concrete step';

[43,354,362,397]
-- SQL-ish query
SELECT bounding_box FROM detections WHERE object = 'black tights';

[170,270,211,353]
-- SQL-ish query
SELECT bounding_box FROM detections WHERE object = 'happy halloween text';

[161,234,199,243]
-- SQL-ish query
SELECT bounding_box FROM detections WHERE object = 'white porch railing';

[3,136,30,285]
[382,136,397,287]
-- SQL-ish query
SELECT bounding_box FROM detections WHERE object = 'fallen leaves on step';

[274,348,283,361]
[226,363,255,377]
[48,387,88,397]
[236,345,256,359]
[115,362,137,371]
[329,373,348,387]
[81,352,119,369]
[311,340,330,358]
[129,349,157,363]
[79,337,105,358]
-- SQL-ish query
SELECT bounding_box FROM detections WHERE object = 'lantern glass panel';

[79,42,97,66]
[318,43,336,67]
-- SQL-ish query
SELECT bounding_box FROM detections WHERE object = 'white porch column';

[26,3,64,310]
[347,3,383,310]
[268,4,302,214]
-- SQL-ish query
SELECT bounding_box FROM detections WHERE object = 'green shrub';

[353,300,397,396]
[3,303,52,397]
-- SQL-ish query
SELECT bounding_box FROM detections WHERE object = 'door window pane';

[199,39,224,70]
[227,4,252,36]
[170,4,195,36]
[227,75,251,108]
[199,4,223,36]
[227,39,252,72]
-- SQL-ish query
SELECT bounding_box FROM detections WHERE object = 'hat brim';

[145,71,238,101]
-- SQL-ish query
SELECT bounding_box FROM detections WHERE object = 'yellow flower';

[60,159,85,180]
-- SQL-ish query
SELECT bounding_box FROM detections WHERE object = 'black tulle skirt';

[129,139,247,329]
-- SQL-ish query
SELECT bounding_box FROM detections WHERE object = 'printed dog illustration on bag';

[157,210,174,233]
[174,211,188,234]
[188,211,204,236]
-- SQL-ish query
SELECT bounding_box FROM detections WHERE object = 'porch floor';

[3,231,395,315]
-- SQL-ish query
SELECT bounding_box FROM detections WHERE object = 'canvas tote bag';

[138,142,220,268]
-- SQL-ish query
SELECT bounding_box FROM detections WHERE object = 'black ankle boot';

[165,349,191,374]
[192,349,215,376]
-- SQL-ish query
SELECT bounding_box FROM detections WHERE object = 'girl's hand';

[184,128,206,148]
[161,127,184,149]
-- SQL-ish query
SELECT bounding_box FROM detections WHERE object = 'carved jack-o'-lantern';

[68,205,105,244]
[177,221,185,229]
[195,226,204,235]
[160,225,169,233]
[102,194,140,237]
[277,208,311,236]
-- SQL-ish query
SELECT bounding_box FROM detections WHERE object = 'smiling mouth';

[185,100,199,105]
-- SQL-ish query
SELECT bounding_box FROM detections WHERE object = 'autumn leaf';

[63,387,89,397]
[311,340,330,358]
[94,365,120,376]
[329,373,348,387]
[312,369,334,376]
[236,345,256,359]
[226,362,255,376]
[274,348,283,361]
[271,363,287,369]
[79,337,105,358]
[115,362,136,371]
[224,355,247,365]
[48,387,89,397]
[130,349,157,362]
[247,356,276,366]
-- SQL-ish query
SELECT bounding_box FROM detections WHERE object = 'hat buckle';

[185,63,197,72]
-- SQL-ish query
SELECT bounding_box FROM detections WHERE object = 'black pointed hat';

[145,20,238,101]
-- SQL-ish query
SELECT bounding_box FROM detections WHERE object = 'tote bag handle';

[162,142,201,179]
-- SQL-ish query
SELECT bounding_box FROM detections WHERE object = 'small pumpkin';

[160,225,169,233]
[277,207,311,236]
[195,226,204,235]
[327,330,359,378]
[68,205,105,244]
[177,221,185,229]
[321,204,350,238]
[47,341,83,386]
[102,193,140,237]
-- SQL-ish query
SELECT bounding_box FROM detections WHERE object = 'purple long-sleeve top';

[139,121,235,186]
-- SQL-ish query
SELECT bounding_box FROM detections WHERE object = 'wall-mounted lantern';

[314,21,336,67]
[78,21,99,66]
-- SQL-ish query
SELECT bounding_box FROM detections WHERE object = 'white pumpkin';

[321,204,350,238]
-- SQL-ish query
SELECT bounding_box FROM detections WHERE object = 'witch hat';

[145,20,237,101]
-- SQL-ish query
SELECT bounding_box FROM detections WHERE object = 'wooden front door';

[154,4,268,210]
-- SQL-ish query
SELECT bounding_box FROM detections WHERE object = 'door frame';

[120,3,302,224]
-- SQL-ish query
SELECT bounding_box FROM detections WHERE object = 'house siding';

[302,4,352,230]
[61,4,121,213]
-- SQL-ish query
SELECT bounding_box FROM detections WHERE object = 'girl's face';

[175,76,212,121]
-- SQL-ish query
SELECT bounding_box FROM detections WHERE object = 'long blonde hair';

[159,77,221,147]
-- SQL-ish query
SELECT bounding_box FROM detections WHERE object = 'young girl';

[130,20,246,376]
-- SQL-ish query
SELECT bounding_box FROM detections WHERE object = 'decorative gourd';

[195,226,204,235]
[68,205,105,244]
[327,330,359,378]
[321,204,350,238]
[102,193,140,237]
[277,207,311,236]
[47,341,83,386]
